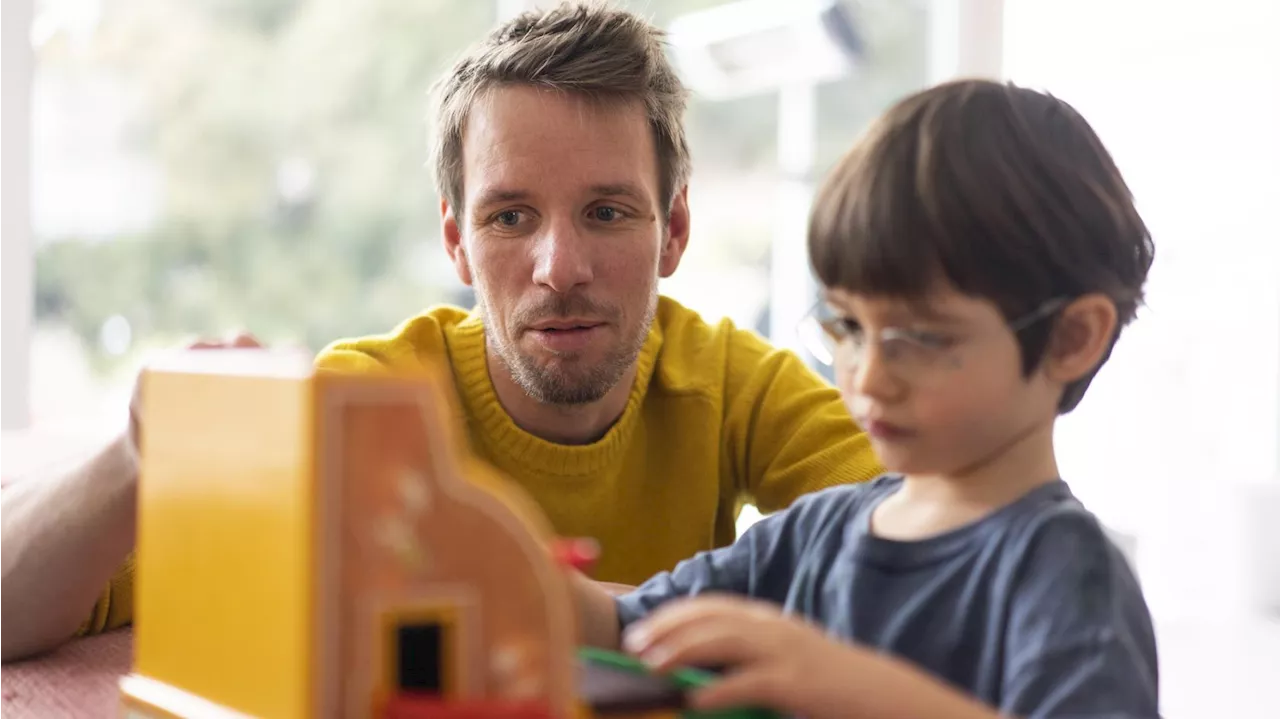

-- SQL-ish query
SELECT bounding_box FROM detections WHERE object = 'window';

[26,0,931,437]
[29,0,494,430]
[3,0,36,432]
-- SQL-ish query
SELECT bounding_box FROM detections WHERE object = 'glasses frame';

[798,296,1070,373]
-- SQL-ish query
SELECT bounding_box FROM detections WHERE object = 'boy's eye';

[822,317,861,340]
[904,330,954,350]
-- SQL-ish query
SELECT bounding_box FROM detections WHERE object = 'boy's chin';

[872,444,945,476]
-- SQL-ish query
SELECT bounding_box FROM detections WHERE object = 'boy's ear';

[1041,294,1119,383]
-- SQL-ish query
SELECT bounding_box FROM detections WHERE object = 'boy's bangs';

[808,136,949,302]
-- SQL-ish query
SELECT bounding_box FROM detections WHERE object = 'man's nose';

[531,218,594,293]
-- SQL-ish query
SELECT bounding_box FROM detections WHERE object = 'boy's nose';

[845,345,901,403]
[532,220,593,293]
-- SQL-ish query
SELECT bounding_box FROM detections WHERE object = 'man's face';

[443,86,689,405]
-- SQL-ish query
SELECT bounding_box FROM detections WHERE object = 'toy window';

[396,622,445,693]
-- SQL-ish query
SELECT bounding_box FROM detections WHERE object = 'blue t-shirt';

[616,476,1159,718]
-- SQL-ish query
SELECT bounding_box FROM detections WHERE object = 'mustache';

[513,294,620,329]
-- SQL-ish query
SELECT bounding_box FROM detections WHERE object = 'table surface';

[1,630,133,718]
[2,428,132,718]
[4,430,1280,718]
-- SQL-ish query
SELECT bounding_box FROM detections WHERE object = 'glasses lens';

[797,310,835,365]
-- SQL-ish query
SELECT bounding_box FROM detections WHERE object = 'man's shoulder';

[314,305,476,373]
[651,295,806,395]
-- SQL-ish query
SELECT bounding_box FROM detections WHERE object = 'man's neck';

[872,419,1060,541]
[485,347,638,446]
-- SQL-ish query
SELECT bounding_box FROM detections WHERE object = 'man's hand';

[125,332,262,462]
[621,595,1000,719]
[1,331,264,661]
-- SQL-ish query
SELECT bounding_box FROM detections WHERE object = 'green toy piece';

[577,647,782,719]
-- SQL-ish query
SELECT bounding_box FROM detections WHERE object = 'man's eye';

[495,210,522,227]
[591,206,620,222]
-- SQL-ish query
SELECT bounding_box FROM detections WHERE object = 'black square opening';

[396,623,444,693]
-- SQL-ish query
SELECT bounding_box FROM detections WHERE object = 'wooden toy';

[118,350,778,719]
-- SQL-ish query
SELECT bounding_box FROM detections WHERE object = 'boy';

[573,79,1160,719]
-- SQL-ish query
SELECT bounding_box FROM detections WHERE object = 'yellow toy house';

[118,350,775,719]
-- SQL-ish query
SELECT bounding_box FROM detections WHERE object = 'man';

[0,1,881,662]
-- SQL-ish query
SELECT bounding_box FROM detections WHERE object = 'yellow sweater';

[79,296,881,634]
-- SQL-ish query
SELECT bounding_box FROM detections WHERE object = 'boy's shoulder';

[993,481,1127,569]
[758,475,903,543]
[785,474,904,517]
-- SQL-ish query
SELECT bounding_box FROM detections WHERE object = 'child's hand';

[621,594,864,719]
[623,594,1002,719]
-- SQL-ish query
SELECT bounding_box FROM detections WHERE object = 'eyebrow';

[589,183,649,203]
[473,188,531,211]
[822,292,972,327]
[472,183,650,211]
[904,301,970,326]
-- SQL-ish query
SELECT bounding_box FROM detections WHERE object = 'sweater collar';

[448,310,664,477]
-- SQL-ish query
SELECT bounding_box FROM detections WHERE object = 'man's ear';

[441,196,473,286]
[658,185,691,278]
[1042,294,1119,383]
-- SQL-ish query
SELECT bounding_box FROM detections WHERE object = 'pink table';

[1,630,133,717]
[2,428,134,717]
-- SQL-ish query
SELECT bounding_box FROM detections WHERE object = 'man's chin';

[511,355,626,406]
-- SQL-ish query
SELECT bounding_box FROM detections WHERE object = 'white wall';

[2,0,35,431]
[1004,0,1280,617]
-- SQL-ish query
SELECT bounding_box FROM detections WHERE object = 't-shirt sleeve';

[1001,510,1160,718]
[614,486,858,630]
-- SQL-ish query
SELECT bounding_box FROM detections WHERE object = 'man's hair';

[431,1,691,219]
[809,79,1154,413]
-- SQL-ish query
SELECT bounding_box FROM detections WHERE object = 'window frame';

[2,0,35,431]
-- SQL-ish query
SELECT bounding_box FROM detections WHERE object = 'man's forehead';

[461,86,659,201]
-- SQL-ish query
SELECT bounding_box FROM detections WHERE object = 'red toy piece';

[551,537,601,574]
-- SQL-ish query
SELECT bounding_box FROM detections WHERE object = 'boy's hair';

[809,79,1154,412]
[431,1,691,219]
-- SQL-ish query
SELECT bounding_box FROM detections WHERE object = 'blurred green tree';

[35,0,492,370]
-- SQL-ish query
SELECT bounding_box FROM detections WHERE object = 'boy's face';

[823,285,1060,477]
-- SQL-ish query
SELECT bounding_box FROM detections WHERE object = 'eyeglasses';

[797,297,1068,383]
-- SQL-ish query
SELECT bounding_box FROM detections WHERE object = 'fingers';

[624,595,766,653]
[623,596,767,672]
[186,330,263,350]
[689,668,788,712]
[622,595,733,655]
[187,338,225,349]
[228,331,262,348]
